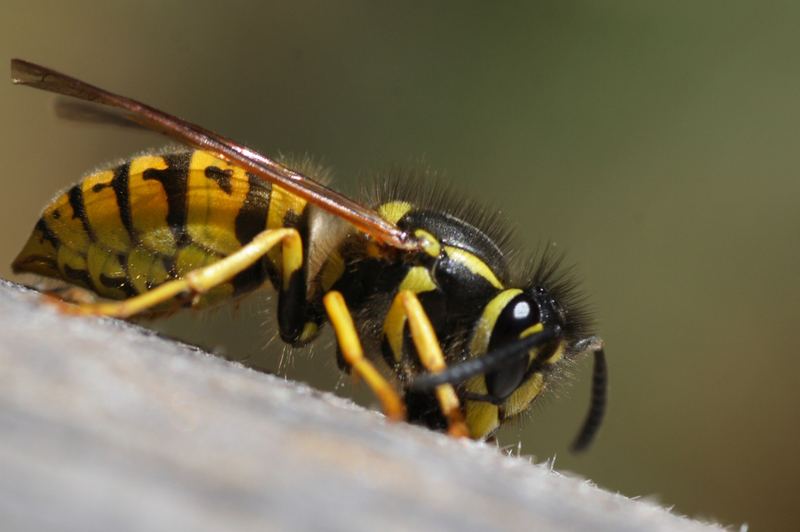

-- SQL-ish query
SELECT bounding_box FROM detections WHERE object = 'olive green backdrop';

[1,3,798,530]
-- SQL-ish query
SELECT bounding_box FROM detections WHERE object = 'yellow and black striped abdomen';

[12,150,308,309]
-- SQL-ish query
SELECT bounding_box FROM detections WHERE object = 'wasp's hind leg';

[58,228,302,319]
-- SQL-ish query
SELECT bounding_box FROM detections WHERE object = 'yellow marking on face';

[518,322,548,366]
[377,201,413,225]
[443,246,503,289]
[503,373,544,418]
[186,151,251,256]
[466,374,488,395]
[127,156,175,256]
[469,289,523,357]
[464,375,499,439]
[414,229,441,258]
[43,192,91,255]
[465,399,500,440]
[519,323,561,367]
[82,169,132,254]
[520,323,544,339]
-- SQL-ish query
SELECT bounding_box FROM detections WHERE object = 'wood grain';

[0,280,722,532]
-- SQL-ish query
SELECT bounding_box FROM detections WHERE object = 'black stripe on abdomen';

[111,161,134,244]
[234,173,271,246]
[141,152,192,246]
[67,184,95,242]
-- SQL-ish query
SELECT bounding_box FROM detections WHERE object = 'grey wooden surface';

[0,280,723,532]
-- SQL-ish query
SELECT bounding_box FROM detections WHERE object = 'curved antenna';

[10,59,419,252]
[409,326,563,390]
[570,337,608,453]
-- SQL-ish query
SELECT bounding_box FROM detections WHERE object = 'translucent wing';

[53,97,151,131]
[11,59,419,251]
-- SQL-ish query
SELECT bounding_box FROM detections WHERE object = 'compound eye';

[484,294,542,400]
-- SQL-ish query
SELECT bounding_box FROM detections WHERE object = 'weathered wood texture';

[0,280,721,532]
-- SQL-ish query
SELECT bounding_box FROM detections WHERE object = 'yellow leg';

[323,291,406,422]
[390,290,469,438]
[59,228,301,318]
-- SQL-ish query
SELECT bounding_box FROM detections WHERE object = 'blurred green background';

[2,2,798,530]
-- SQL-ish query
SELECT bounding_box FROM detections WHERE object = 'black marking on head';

[204,166,233,195]
[142,153,191,246]
[111,161,134,243]
[234,173,271,246]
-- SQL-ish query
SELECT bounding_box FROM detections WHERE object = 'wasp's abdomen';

[12,150,308,309]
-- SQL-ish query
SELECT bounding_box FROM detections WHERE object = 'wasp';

[9,59,607,450]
